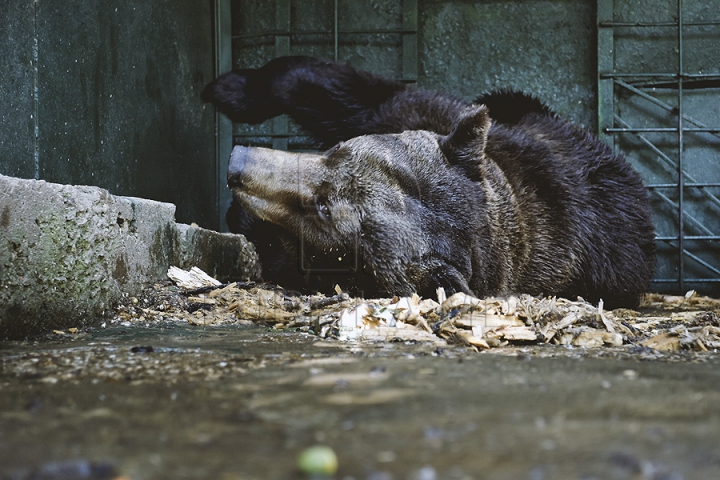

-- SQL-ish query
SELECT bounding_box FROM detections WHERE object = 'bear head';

[228,105,492,298]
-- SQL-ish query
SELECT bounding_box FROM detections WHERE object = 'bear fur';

[202,56,656,308]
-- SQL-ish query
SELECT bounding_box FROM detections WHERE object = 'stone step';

[0,174,261,339]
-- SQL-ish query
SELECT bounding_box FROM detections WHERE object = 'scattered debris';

[109,267,720,355]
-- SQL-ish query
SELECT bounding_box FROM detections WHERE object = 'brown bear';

[203,56,656,308]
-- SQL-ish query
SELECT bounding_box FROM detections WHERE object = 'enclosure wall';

[0,0,219,229]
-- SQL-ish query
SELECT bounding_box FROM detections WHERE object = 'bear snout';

[226,146,324,197]
[227,145,250,188]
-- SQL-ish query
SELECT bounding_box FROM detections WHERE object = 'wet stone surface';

[2,285,720,479]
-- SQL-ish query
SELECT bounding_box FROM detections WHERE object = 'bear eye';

[316,199,331,221]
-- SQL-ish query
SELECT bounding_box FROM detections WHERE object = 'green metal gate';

[211,0,418,230]
[228,0,417,152]
[598,0,720,295]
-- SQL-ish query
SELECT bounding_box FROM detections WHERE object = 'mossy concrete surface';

[0,174,261,339]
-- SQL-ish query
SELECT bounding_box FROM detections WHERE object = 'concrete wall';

[1,2,36,179]
[0,0,220,229]
[420,0,596,130]
[231,0,598,141]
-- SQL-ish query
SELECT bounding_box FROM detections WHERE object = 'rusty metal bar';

[597,0,615,145]
[333,0,338,61]
[611,116,720,215]
[214,0,233,232]
[233,28,417,40]
[614,79,720,140]
[600,72,720,79]
[605,127,720,133]
[677,0,685,291]
[655,242,720,277]
[402,0,418,83]
[657,236,720,241]
[272,0,291,151]
[650,183,720,188]
[653,190,714,237]
[599,20,720,27]
[653,279,720,283]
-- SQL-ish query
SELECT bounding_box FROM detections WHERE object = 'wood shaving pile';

[112,267,720,353]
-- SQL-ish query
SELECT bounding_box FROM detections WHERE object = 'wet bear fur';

[202,56,656,308]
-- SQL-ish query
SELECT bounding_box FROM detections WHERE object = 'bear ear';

[439,104,491,180]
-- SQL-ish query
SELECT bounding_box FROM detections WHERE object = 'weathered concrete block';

[174,223,261,281]
[0,174,260,339]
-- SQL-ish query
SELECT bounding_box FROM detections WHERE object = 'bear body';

[203,56,656,308]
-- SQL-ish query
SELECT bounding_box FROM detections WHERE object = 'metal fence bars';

[598,0,720,294]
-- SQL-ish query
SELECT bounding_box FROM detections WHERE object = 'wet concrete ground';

[2,322,720,480]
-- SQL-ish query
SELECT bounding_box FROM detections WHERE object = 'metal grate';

[598,0,720,295]
[230,0,418,152]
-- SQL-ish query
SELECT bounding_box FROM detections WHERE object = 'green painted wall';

[0,0,219,229]
[420,1,596,130]
[231,0,598,137]
[1,1,36,179]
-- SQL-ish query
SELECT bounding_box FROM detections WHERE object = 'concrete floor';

[2,322,720,480]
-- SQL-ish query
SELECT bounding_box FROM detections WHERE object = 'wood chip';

[441,292,485,312]
[555,312,581,330]
[452,313,524,329]
[187,296,216,305]
[640,332,680,351]
[491,326,538,342]
[358,326,446,344]
[167,266,221,289]
[558,330,623,347]
[451,329,490,349]
[208,282,238,298]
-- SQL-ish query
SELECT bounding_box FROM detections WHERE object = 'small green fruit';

[297,445,338,476]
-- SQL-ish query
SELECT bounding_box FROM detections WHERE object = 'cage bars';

[230,0,418,150]
[597,0,720,291]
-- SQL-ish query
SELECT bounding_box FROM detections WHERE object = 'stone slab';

[0,174,261,339]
